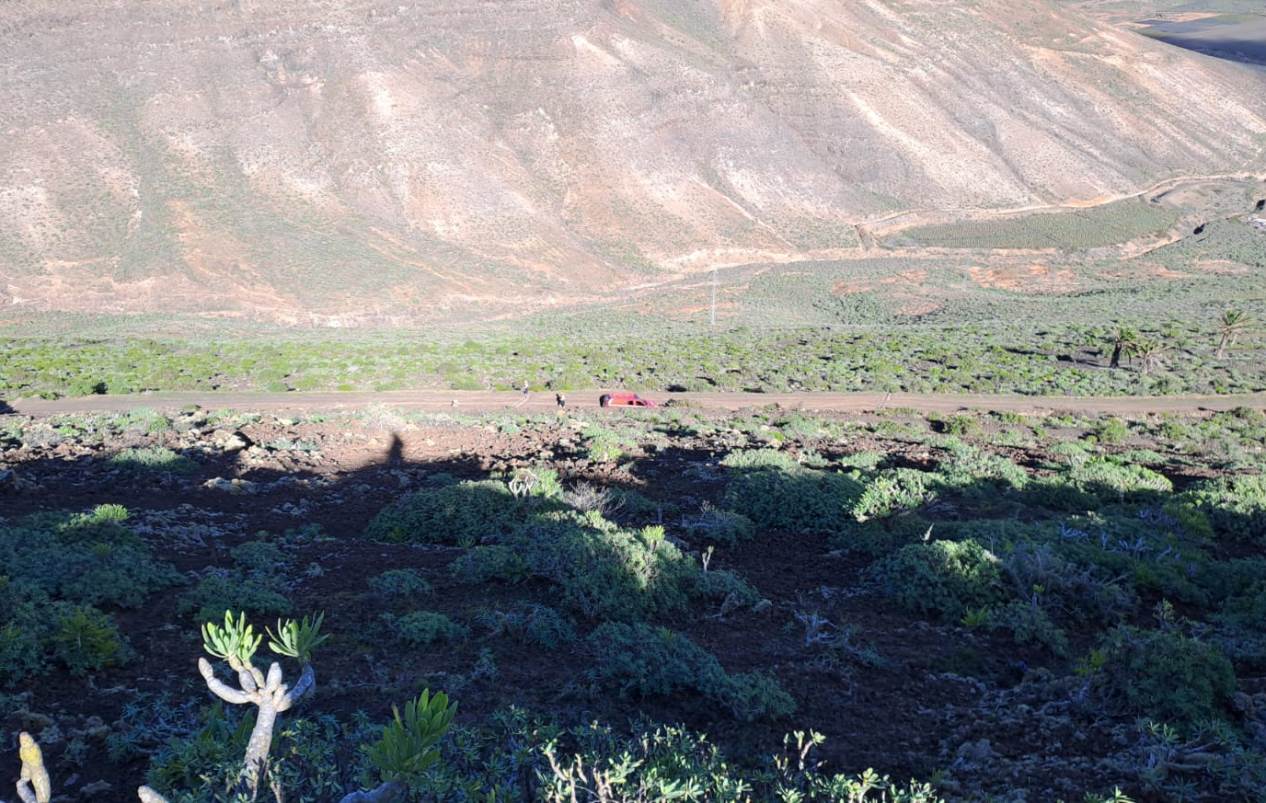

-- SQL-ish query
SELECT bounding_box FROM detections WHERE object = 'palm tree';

[1132,336,1168,376]
[1215,309,1251,359]
[1108,326,1138,369]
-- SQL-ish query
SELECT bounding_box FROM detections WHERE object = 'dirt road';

[7,390,1266,417]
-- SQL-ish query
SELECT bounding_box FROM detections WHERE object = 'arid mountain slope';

[1,0,1264,322]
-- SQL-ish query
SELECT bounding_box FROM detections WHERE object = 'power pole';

[709,266,717,328]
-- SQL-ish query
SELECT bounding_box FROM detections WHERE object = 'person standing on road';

[555,392,566,409]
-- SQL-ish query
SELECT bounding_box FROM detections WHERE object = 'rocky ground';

[3,404,1265,801]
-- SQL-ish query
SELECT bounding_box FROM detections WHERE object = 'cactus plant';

[196,610,322,800]
[6,617,454,803]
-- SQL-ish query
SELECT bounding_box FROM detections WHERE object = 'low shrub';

[50,604,127,675]
[850,469,937,522]
[109,447,196,474]
[179,573,292,624]
[936,414,982,438]
[936,443,1028,491]
[872,539,1006,620]
[1000,541,1135,624]
[977,600,1069,656]
[478,603,577,649]
[694,569,761,609]
[582,426,635,463]
[385,611,470,646]
[0,579,54,683]
[587,622,794,721]
[515,513,700,621]
[0,576,129,681]
[720,449,800,471]
[723,467,862,535]
[368,569,433,600]
[836,451,884,470]
[364,480,527,544]
[449,545,530,584]
[1096,417,1131,445]
[230,540,289,575]
[678,507,756,546]
[1090,627,1236,727]
[1070,458,1172,499]
[0,505,182,608]
[146,706,345,801]
[1179,474,1266,543]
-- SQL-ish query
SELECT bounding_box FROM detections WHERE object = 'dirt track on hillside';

[8,390,1266,417]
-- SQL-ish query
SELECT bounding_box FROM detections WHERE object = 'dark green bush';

[0,507,172,682]
[146,706,345,801]
[678,508,756,546]
[449,546,529,584]
[51,604,126,675]
[587,622,794,721]
[1069,458,1172,499]
[368,569,433,599]
[1,574,129,680]
[936,414,982,438]
[980,600,1069,656]
[230,540,289,574]
[1096,417,1131,445]
[0,620,45,684]
[694,569,761,608]
[108,447,196,474]
[1179,474,1266,543]
[1091,627,1236,727]
[935,443,1028,491]
[515,513,699,621]
[386,611,469,646]
[872,539,1005,619]
[364,481,526,544]
[0,505,181,608]
[179,573,292,624]
[1213,579,1266,669]
[478,603,577,649]
[722,467,862,535]
[850,469,937,522]
[720,449,800,471]
[0,577,52,683]
[717,672,798,723]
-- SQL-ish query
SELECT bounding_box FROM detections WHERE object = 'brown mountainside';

[1,0,1264,323]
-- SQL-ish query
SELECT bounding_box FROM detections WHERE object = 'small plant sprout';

[194,610,322,799]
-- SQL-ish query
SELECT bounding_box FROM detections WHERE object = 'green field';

[881,199,1180,250]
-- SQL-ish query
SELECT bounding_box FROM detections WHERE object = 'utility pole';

[709,266,717,328]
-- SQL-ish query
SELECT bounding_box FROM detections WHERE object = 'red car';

[599,392,657,408]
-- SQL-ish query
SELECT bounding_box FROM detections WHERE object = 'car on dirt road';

[599,392,658,408]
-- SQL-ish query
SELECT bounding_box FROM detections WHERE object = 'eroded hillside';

[2,0,1264,322]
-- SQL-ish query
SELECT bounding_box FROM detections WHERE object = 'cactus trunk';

[239,702,279,798]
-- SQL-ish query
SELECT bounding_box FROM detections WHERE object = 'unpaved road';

[6,390,1266,417]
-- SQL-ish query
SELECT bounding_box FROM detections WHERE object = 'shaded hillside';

[1,0,1264,323]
